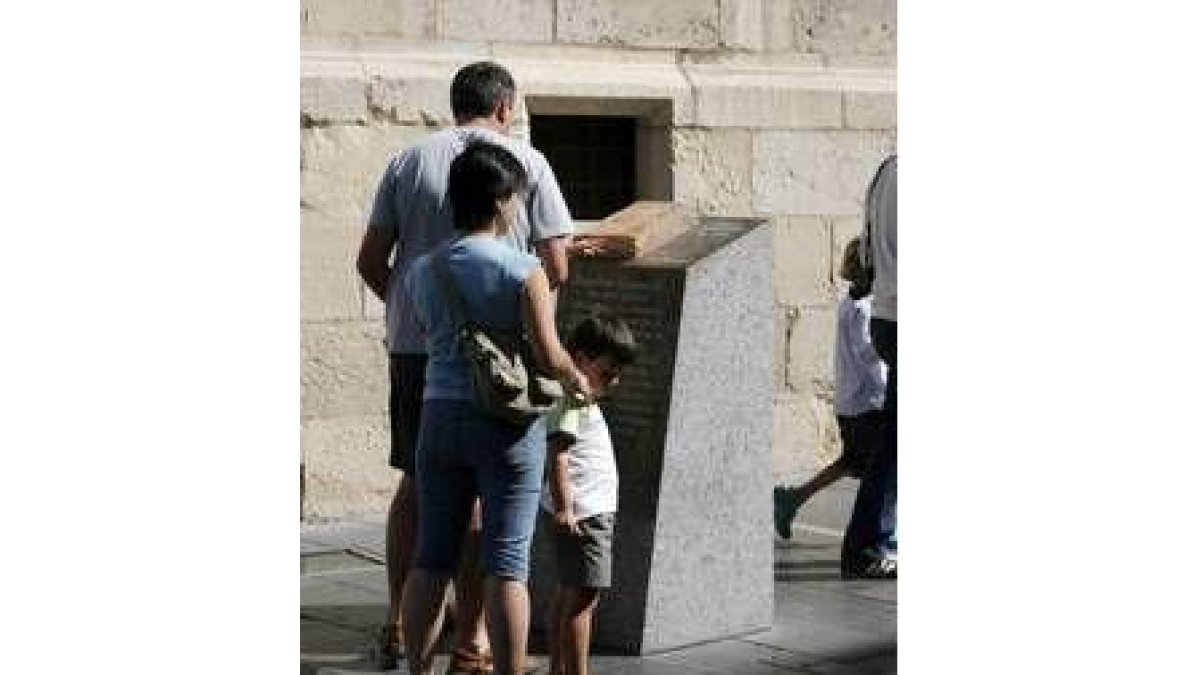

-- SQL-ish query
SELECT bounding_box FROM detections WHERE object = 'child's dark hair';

[840,237,874,299]
[566,311,638,367]
[446,140,528,232]
[450,61,516,121]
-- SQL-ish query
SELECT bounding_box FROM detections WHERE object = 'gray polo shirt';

[860,154,896,322]
[367,126,573,354]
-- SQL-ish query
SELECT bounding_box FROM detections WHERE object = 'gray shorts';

[547,511,615,589]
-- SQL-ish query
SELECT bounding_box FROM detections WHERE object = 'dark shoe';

[841,551,897,580]
[773,486,800,539]
[372,623,403,671]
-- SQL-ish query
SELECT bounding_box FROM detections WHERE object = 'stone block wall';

[299,0,896,522]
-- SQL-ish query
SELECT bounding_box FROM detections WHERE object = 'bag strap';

[430,242,476,333]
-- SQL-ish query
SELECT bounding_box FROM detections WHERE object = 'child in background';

[774,237,887,539]
[532,312,637,675]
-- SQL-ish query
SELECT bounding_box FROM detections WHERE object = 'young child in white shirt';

[531,312,637,675]
[774,237,888,539]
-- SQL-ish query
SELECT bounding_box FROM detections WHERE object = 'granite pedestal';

[529,208,774,655]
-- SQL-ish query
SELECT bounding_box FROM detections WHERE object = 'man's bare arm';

[534,235,570,290]
[356,227,396,303]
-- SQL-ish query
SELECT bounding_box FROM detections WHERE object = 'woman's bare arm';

[522,267,591,401]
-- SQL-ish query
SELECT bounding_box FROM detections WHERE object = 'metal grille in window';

[530,115,635,221]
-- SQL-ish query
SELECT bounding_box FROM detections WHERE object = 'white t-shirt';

[835,294,888,417]
[530,401,618,520]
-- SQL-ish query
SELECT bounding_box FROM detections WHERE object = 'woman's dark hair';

[446,141,528,232]
[451,61,516,121]
[566,310,638,367]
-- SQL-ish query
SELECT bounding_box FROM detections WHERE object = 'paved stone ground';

[301,519,896,674]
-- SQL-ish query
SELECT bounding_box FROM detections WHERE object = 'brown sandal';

[445,647,493,674]
[446,648,545,674]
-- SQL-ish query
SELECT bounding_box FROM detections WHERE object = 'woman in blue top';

[401,140,591,675]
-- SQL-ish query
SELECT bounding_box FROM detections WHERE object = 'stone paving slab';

[302,518,388,558]
[322,569,390,597]
[302,537,338,556]
[302,616,371,656]
[766,646,897,675]
[643,639,799,674]
[300,523,895,674]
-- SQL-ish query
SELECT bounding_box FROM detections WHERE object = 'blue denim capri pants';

[413,398,545,582]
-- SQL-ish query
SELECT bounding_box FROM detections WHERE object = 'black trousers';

[841,318,897,559]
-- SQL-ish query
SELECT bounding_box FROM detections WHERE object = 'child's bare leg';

[557,584,600,675]
[776,460,851,539]
[548,586,568,675]
[793,460,850,505]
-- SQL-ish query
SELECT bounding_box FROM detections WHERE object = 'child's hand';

[554,508,580,537]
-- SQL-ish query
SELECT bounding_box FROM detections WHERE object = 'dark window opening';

[531,115,636,221]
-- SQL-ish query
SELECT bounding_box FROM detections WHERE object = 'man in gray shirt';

[841,154,897,580]
[356,61,573,671]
